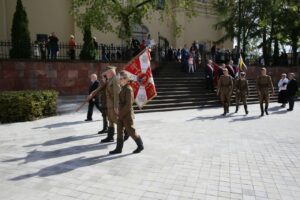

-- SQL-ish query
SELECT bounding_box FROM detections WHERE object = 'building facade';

[0,0,232,50]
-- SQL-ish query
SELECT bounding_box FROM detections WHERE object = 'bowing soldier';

[217,68,233,116]
[256,68,275,116]
[109,71,144,154]
[235,72,249,114]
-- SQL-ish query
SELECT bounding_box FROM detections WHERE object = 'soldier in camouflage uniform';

[256,68,275,116]
[109,71,144,154]
[217,68,233,116]
[235,72,249,114]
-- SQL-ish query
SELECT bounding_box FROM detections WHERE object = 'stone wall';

[0,60,129,95]
[0,60,299,95]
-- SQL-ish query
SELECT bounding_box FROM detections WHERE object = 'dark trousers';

[69,49,75,60]
[206,78,214,91]
[288,96,295,110]
[87,99,102,120]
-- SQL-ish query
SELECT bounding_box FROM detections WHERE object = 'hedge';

[0,90,58,123]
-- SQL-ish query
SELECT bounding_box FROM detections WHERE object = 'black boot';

[222,105,227,116]
[235,105,239,113]
[244,105,249,115]
[226,105,230,113]
[260,104,264,116]
[109,139,123,154]
[100,127,114,143]
[265,103,269,115]
[133,137,144,154]
[124,129,130,141]
[98,119,108,134]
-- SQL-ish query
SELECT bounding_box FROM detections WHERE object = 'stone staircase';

[134,62,279,113]
[57,62,279,114]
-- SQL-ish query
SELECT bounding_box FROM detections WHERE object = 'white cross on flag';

[123,48,157,109]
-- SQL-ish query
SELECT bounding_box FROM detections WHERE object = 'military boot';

[265,103,269,115]
[260,104,264,116]
[100,127,114,143]
[244,105,249,115]
[124,129,130,141]
[109,139,123,154]
[222,105,227,116]
[133,137,144,154]
[235,105,239,113]
[98,119,108,134]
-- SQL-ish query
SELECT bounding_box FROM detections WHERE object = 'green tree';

[79,25,96,60]
[72,0,198,45]
[10,0,31,59]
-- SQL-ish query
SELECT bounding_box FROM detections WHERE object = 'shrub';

[0,90,58,123]
[10,0,31,59]
[79,25,96,60]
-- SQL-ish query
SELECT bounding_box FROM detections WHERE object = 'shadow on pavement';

[23,134,99,147]
[268,106,283,111]
[229,115,261,122]
[9,153,131,180]
[187,113,234,121]
[3,142,114,164]
[32,120,100,129]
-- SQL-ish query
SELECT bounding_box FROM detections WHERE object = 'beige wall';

[0,0,233,49]
[1,0,74,42]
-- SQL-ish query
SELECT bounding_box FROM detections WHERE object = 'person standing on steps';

[286,73,298,111]
[217,68,233,116]
[100,66,120,143]
[256,68,275,116]
[109,71,144,154]
[85,74,102,121]
[235,72,249,114]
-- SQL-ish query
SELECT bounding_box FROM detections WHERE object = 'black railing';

[0,41,138,62]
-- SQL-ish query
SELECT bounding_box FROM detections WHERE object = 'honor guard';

[217,68,233,116]
[235,72,249,114]
[256,68,275,116]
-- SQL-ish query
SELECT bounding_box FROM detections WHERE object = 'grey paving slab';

[1,103,300,200]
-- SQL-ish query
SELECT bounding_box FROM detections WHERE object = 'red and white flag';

[124,48,157,109]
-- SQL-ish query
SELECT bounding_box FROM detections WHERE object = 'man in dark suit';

[205,59,214,91]
[85,74,102,121]
[287,73,298,111]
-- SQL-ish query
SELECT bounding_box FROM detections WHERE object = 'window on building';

[132,25,149,42]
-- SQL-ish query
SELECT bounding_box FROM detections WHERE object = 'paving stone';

[0,103,300,200]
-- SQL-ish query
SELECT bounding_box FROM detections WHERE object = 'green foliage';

[10,0,31,59]
[0,90,58,123]
[79,25,96,60]
[72,0,198,43]
[212,0,300,66]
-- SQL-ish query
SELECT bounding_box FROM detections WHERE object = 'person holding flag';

[109,71,144,154]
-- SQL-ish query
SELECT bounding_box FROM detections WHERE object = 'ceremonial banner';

[124,48,157,109]
[238,54,248,72]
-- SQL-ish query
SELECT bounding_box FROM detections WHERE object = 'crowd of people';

[205,59,299,116]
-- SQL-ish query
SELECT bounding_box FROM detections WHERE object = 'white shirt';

[278,78,289,91]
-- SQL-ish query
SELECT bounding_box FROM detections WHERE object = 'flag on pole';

[238,54,247,72]
[123,48,157,109]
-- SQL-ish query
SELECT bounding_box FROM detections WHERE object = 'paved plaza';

[0,103,300,200]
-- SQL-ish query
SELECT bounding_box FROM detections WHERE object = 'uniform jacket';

[256,75,274,94]
[218,75,233,94]
[235,79,249,95]
[119,84,134,119]
[106,75,121,109]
